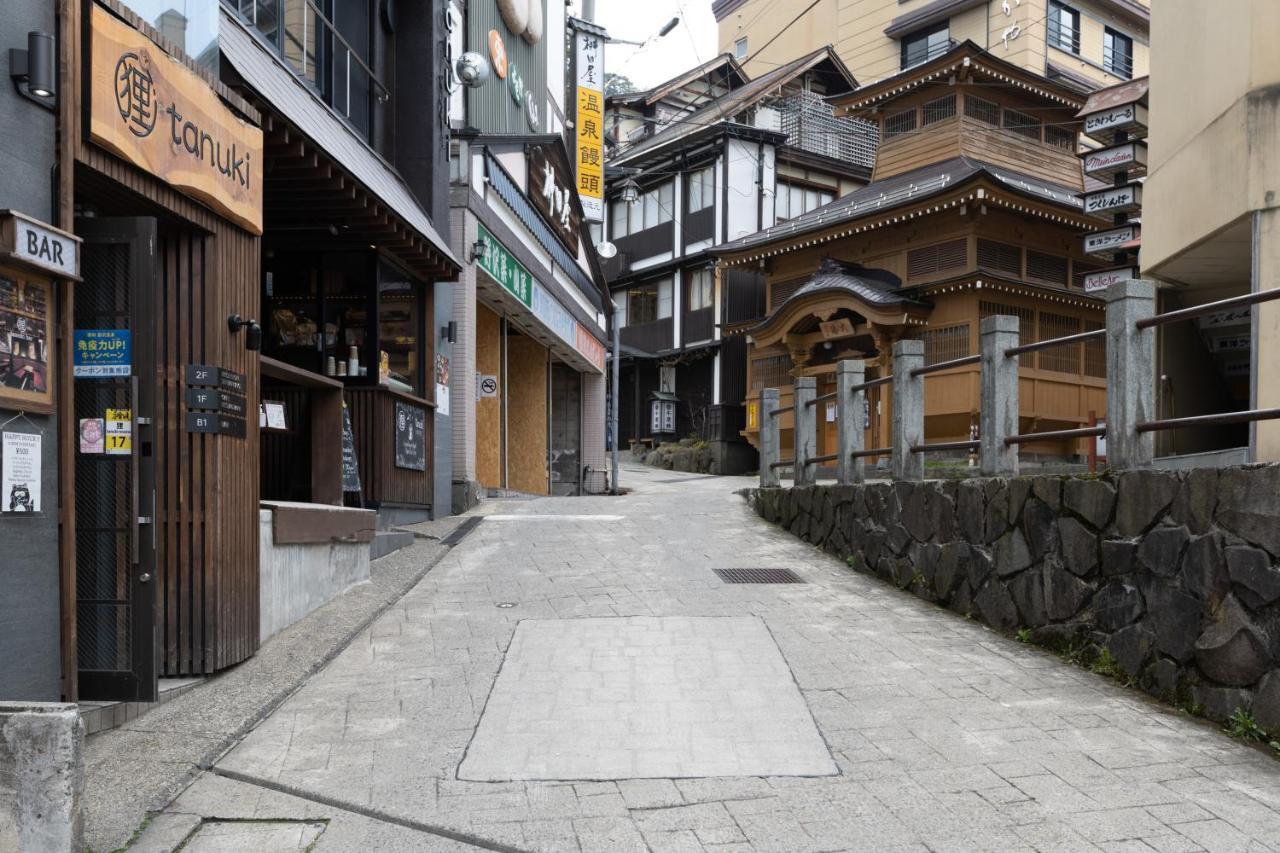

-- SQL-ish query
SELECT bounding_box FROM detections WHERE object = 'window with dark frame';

[1002,108,1042,142]
[1048,2,1081,54]
[884,109,918,139]
[922,93,957,126]
[964,94,1001,125]
[900,21,950,70]
[1104,27,1134,79]
[1045,125,1077,150]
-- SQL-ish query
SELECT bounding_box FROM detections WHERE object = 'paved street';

[138,466,1280,852]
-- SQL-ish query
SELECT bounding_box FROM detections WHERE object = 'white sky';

[572,0,719,90]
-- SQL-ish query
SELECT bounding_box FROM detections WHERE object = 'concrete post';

[980,315,1020,476]
[1105,279,1156,470]
[891,339,925,481]
[759,389,780,488]
[0,703,84,853]
[793,376,817,486]
[836,359,865,484]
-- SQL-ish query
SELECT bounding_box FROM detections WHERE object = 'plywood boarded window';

[1038,312,1082,374]
[770,276,807,309]
[964,94,1000,125]
[907,238,967,280]
[1083,319,1106,377]
[916,324,971,366]
[980,300,1034,348]
[884,109,918,139]
[1026,250,1069,285]
[1002,108,1041,142]
[922,93,957,126]
[977,239,1022,277]
[751,355,792,390]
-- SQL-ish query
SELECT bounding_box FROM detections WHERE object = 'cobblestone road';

[145,466,1280,852]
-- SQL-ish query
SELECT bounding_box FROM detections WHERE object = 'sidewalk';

[119,467,1280,852]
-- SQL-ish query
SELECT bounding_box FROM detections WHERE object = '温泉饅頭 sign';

[574,28,604,222]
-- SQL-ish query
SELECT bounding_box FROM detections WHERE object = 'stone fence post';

[793,376,817,487]
[980,315,1020,476]
[836,359,865,485]
[1106,279,1156,470]
[1,703,84,853]
[759,388,780,488]
[891,339,925,481]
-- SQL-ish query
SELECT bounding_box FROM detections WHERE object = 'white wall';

[726,138,763,241]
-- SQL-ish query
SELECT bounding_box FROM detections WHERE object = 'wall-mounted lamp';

[450,51,491,93]
[469,238,489,263]
[441,321,457,344]
[9,31,56,108]
[227,314,263,351]
[619,178,640,205]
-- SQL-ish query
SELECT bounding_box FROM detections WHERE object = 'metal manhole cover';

[714,568,805,584]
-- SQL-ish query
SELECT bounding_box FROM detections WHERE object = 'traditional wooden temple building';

[713,41,1110,465]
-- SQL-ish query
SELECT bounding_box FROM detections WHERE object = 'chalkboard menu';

[341,403,361,493]
[394,400,426,471]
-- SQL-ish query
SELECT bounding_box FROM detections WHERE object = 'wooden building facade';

[715,42,1110,466]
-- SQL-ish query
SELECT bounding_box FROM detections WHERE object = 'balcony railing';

[773,90,878,169]
[1103,46,1134,79]
[224,0,388,138]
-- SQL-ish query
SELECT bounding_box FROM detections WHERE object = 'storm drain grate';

[714,568,805,584]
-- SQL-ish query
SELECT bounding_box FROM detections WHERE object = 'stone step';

[370,529,414,560]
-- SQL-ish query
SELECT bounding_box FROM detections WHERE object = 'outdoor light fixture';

[9,31,56,106]
[441,321,457,344]
[452,51,491,91]
[619,178,640,205]
[469,238,489,263]
[657,17,680,37]
[227,314,263,351]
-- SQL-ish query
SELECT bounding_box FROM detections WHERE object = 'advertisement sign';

[73,329,132,377]
[105,408,132,455]
[1082,225,1139,257]
[0,211,81,279]
[79,418,105,454]
[1082,102,1148,143]
[394,401,427,471]
[532,283,576,346]
[1082,267,1137,294]
[88,5,263,234]
[574,28,605,222]
[1081,184,1142,218]
[435,353,451,417]
[341,403,361,493]
[1081,142,1147,179]
[575,323,606,373]
[2,431,40,513]
[475,224,533,307]
[0,275,54,414]
[528,145,581,254]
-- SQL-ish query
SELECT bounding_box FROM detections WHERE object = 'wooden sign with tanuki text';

[88,5,263,235]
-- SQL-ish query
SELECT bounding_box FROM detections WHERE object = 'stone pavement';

[130,465,1280,852]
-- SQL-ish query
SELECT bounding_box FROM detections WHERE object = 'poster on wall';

[574,28,605,221]
[79,418,105,454]
[2,431,40,513]
[0,276,54,414]
[73,329,132,377]
[394,401,427,471]
[435,353,451,418]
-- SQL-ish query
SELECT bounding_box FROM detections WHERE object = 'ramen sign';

[89,5,263,234]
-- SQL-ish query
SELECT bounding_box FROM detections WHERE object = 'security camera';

[455,52,491,88]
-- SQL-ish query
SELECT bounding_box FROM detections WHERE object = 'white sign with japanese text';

[2,431,40,513]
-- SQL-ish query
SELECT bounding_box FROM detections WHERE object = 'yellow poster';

[105,408,132,455]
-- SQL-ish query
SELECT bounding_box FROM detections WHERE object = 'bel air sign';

[1081,184,1142,218]
[1083,225,1139,257]
[1082,266,1137,294]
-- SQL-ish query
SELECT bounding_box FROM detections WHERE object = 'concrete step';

[370,529,414,560]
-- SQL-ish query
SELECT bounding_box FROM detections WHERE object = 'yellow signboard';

[88,5,264,234]
[573,29,604,222]
[104,408,132,455]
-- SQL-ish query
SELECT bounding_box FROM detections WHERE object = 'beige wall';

[718,0,1147,86]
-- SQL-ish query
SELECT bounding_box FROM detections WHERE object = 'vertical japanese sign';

[574,29,604,222]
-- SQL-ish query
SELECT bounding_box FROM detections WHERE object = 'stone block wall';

[748,465,1280,731]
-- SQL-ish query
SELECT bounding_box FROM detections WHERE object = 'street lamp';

[619,178,640,205]
[607,17,680,48]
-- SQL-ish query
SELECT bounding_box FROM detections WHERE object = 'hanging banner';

[2,431,41,513]
[574,28,604,222]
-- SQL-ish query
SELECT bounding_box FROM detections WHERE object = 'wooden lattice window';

[1045,125,1076,150]
[964,94,1000,125]
[1026,250,1069,285]
[906,238,967,280]
[751,355,792,390]
[977,239,1022,277]
[1083,319,1106,377]
[1002,108,1041,142]
[1072,261,1103,289]
[980,301,1034,348]
[884,109,918,139]
[1038,312,1082,373]
[922,93,957,126]
[916,324,971,366]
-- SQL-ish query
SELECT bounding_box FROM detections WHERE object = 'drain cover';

[714,568,804,584]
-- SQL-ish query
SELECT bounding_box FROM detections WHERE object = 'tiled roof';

[779,258,924,310]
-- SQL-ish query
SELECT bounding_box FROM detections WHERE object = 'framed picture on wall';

[0,273,55,414]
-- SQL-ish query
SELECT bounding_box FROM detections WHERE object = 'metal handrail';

[851,446,891,459]
[1005,426,1106,445]
[910,354,981,378]
[805,392,838,407]
[1135,288,1280,330]
[911,439,980,453]
[1136,408,1280,433]
[1005,328,1106,358]
[852,376,892,393]
[809,452,838,464]
[768,405,795,417]
[769,458,797,469]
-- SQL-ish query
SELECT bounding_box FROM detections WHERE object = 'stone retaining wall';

[748,466,1280,731]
